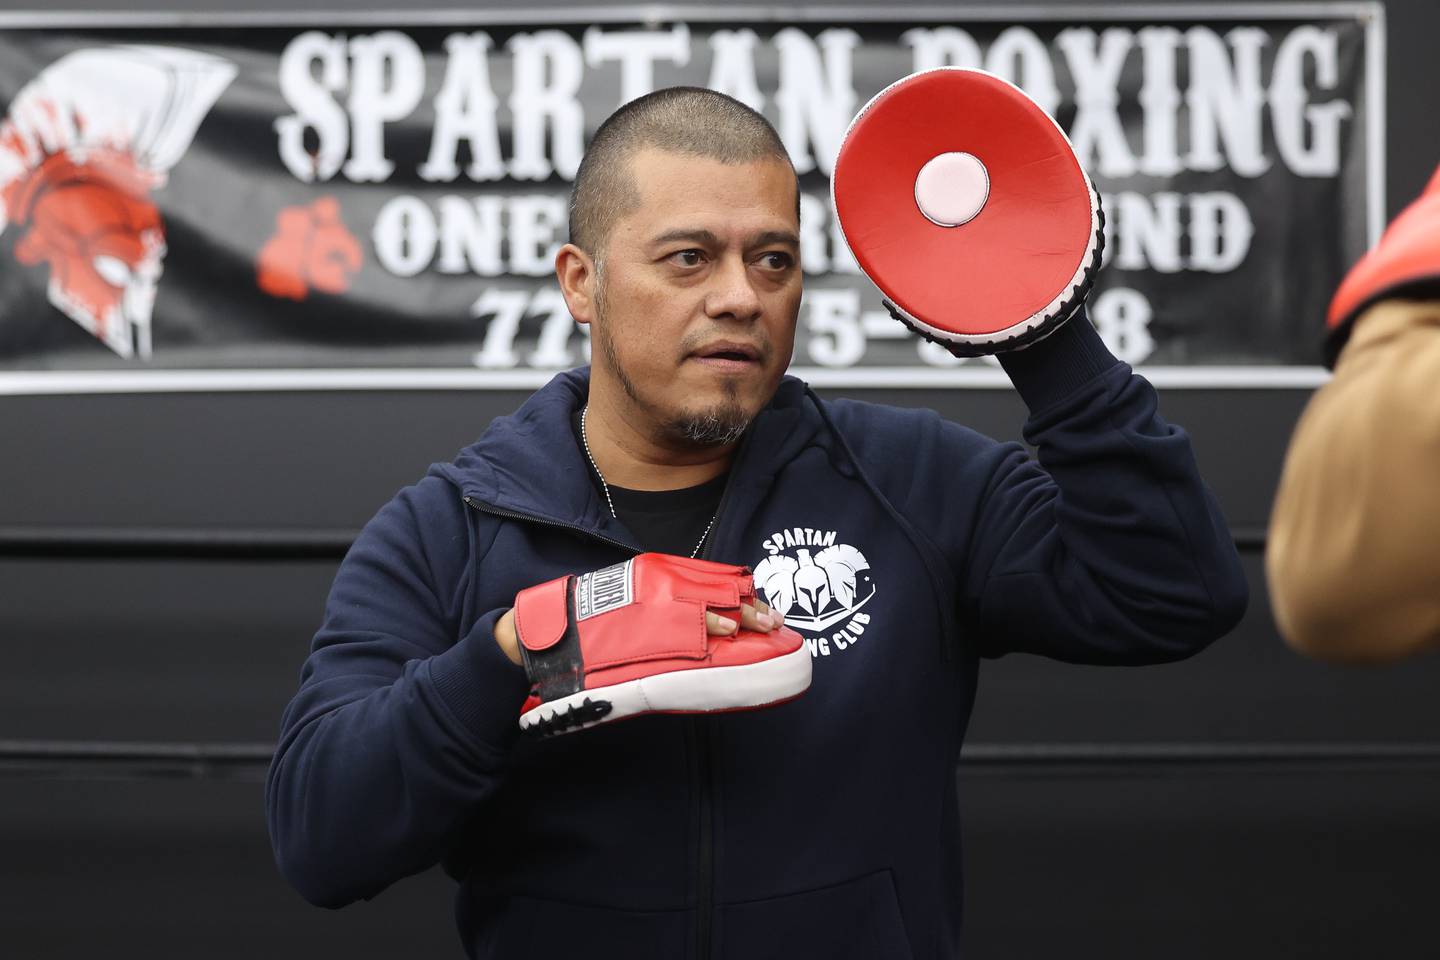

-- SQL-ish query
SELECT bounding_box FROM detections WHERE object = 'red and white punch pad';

[832,68,1104,356]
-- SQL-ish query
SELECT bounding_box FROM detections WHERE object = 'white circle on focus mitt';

[832,68,1104,356]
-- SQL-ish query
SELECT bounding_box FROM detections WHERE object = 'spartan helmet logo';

[0,45,235,358]
[754,544,876,633]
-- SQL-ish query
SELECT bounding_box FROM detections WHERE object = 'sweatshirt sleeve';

[1266,300,1440,661]
[961,313,1249,663]
[265,477,531,908]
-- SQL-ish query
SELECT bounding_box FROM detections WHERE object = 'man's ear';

[555,243,598,325]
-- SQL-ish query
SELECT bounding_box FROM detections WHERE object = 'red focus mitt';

[832,68,1104,356]
[513,553,811,736]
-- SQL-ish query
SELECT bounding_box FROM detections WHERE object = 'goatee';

[669,401,751,446]
[592,292,756,448]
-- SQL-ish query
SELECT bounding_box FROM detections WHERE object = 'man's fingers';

[753,599,785,626]
[738,603,778,633]
[706,611,738,635]
[710,604,785,636]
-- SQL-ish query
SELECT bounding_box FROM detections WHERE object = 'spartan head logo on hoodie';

[0,45,235,359]
[754,530,877,657]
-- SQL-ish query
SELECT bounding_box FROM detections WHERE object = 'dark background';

[2,1,1437,957]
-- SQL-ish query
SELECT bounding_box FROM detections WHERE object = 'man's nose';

[703,254,763,322]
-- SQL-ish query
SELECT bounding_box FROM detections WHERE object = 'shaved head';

[568,86,797,259]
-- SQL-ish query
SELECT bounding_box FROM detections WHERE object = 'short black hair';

[568,86,797,257]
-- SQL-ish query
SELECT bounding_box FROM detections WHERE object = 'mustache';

[677,332,773,362]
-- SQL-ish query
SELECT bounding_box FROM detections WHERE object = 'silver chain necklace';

[580,405,718,559]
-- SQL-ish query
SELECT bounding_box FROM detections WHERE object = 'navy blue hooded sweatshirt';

[266,317,1247,959]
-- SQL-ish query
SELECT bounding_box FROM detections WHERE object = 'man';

[267,87,1247,958]
[1267,165,1440,662]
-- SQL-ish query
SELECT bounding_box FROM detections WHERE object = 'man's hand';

[496,608,523,664]
[494,595,782,665]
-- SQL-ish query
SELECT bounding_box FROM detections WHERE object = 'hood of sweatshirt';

[429,366,827,547]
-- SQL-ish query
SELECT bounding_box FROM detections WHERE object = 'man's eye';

[669,250,705,267]
[758,252,794,270]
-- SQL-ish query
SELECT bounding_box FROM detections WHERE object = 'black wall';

[3,1,1438,957]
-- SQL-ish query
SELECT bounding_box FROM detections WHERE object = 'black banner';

[0,5,1382,391]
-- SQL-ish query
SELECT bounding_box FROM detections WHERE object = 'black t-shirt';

[608,474,728,557]
[571,410,727,556]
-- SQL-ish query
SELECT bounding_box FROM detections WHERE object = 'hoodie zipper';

[690,446,749,960]
[692,716,716,960]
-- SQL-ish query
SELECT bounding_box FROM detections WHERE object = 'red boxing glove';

[513,553,812,736]
[1325,163,1440,367]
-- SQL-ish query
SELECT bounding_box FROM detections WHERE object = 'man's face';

[589,148,801,446]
